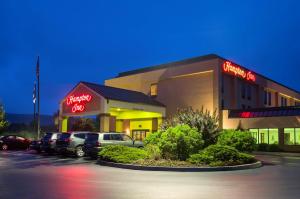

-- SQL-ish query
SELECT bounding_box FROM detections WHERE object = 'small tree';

[160,107,219,147]
[0,103,9,133]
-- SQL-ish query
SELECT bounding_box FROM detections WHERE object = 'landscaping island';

[98,108,262,171]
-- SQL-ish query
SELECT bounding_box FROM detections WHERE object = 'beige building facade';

[59,54,300,151]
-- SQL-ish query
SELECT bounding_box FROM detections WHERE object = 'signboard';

[66,94,92,113]
[222,61,256,82]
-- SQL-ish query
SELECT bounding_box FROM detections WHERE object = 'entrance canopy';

[59,82,166,136]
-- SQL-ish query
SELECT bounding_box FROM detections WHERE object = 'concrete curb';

[97,160,262,172]
[253,151,300,157]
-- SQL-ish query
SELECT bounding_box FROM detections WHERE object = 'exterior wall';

[221,62,300,110]
[105,59,220,117]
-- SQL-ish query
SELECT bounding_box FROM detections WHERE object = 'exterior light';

[117,108,121,111]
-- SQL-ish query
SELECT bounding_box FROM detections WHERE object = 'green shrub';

[267,144,282,152]
[217,129,256,152]
[256,143,269,151]
[144,144,161,160]
[188,144,256,166]
[99,145,149,164]
[159,107,219,147]
[145,124,204,161]
[256,143,282,152]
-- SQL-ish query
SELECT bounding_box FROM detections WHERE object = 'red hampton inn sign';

[66,94,92,113]
[222,61,256,82]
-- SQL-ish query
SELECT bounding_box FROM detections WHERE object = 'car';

[55,131,90,157]
[83,132,144,158]
[40,132,61,153]
[0,135,31,150]
[29,140,42,152]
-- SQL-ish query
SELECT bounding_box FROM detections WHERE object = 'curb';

[253,151,300,157]
[97,160,262,172]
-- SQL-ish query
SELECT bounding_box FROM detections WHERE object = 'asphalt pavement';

[0,150,300,199]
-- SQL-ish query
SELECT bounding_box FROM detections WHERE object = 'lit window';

[284,128,295,145]
[250,128,279,144]
[150,84,157,96]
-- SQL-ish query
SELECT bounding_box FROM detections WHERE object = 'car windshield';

[86,133,99,141]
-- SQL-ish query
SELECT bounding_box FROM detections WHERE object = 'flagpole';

[37,56,40,139]
[33,81,36,133]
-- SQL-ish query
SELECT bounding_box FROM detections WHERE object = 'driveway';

[0,151,300,199]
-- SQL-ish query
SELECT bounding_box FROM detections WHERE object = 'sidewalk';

[252,151,300,157]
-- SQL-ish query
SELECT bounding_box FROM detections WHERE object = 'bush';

[256,143,269,151]
[256,143,282,152]
[99,145,149,164]
[160,107,219,147]
[217,129,256,152]
[144,125,204,161]
[144,144,161,160]
[188,144,256,166]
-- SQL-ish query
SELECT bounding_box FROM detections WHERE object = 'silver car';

[83,132,144,157]
[40,132,62,153]
[56,131,90,157]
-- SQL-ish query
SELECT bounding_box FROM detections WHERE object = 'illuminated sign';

[222,61,256,82]
[66,94,92,113]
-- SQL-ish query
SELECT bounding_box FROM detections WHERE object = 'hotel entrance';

[132,129,149,141]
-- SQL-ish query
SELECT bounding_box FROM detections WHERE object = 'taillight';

[65,138,72,142]
[96,141,101,147]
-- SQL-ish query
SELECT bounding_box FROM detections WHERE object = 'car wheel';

[2,144,8,150]
[75,146,85,157]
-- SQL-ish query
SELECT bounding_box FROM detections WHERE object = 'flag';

[36,56,40,77]
[33,81,36,104]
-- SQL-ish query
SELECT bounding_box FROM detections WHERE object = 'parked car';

[40,132,61,153]
[29,140,42,152]
[55,132,90,157]
[83,132,144,158]
[0,135,31,150]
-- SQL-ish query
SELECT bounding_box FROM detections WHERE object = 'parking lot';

[0,151,300,199]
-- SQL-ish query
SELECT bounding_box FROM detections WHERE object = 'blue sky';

[1,0,300,115]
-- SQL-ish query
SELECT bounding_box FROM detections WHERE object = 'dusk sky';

[1,0,300,115]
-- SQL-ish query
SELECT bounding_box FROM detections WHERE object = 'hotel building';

[59,54,300,151]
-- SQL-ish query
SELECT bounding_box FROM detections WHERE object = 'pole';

[37,56,40,139]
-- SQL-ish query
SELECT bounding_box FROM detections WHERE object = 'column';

[99,113,111,132]
[60,117,68,132]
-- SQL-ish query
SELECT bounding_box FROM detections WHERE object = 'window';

[242,104,246,109]
[264,91,268,105]
[150,84,157,96]
[121,134,132,141]
[284,128,300,145]
[241,83,246,99]
[247,85,251,100]
[110,134,123,141]
[281,96,287,107]
[103,134,111,140]
[264,90,272,106]
[74,133,86,139]
[249,128,278,144]
[268,92,272,106]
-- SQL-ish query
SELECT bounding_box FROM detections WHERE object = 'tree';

[159,107,219,147]
[0,103,9,132]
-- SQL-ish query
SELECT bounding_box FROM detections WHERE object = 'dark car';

[29,140,42,152]
[0,135,31,150]
[40,132,61,153]
[83,132,144,158]
[55,132,89,157]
